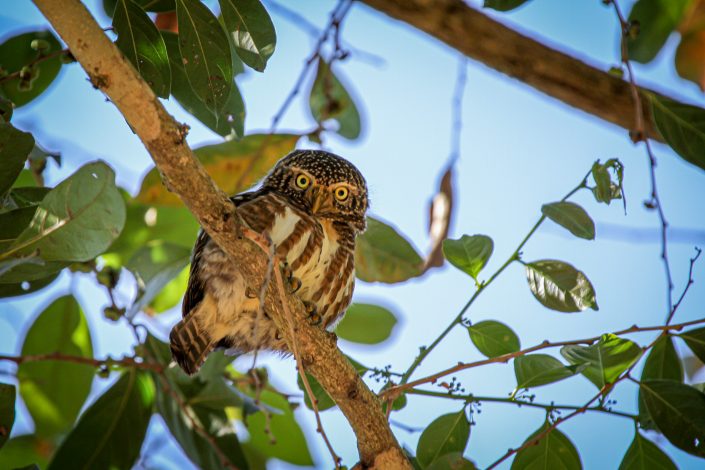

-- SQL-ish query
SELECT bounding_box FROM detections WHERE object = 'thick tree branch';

[359,0,674,142]
[32,0,408,467]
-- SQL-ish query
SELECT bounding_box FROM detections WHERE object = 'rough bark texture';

[32,0,409,467]
[360,0,671,141]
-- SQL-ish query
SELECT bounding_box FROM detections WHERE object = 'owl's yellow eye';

[334,187,349,201]
[295,174,310,189]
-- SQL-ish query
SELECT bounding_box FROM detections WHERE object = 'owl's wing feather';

[181,190,268,318]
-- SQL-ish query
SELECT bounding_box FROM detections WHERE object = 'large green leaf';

[47,371,154,470]
[514,354,583,391]
[162,31,245,139]
[541,202,595,240]
[627,0,690,63]
[638,335,683,430]
[427,453,477,470]
[0,383,15,450]
[483,0,531,11]
[619,431,676,470]
[113,0,171,98]
[510,422,581,470]
[309,59,361,140]
[561,334,642,392]
[681,326,705,363]
[335,303,397,345]
[176,0,233,112]
[0,123,34,197]
[640,380,705,457]
[468,320,520,358]
[126,240,191,316]
[525,259,598,312]
[443,234,493,282]
[416,410,470,467]
[219,0,276,72]
[137,133,298,206]
[355,217,423,283]
[0,162,125,282]
[650,94,705,172]
[18,295,94,438]
[0,31,63,107]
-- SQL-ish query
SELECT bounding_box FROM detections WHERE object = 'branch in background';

[359,0,678,142]
[0,352,162,372]
[30,0,409,467]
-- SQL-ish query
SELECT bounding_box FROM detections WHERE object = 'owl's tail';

[169,313,216,376]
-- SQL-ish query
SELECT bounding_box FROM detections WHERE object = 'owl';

[170,149,369,375]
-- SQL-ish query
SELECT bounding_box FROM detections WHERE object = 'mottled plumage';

[170,150,368,375]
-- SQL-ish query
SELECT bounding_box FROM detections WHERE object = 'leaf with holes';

[113,0,171,97]
[468,320,520,358]
[638,335,683,430]
[335,303,398,345]
[514,354,583,391]
[219,0,276,72]
[640,380,705,457]
[525,259,598,312]
[443,234,493,282]
[18,295,93,438]
[650,94,705,172]
[561,334,642,392]
[619,431,676,470]
[355,217,423,283]
[541,201,595,240]
[511,421,581,470]
[175,0,232,112]
[47,371,154,470]
[416,409,470,467]
[309,59,361,140]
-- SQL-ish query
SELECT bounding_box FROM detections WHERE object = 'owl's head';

[263,150,368,232]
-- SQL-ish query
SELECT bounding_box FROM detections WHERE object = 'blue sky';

[2,0,705,468]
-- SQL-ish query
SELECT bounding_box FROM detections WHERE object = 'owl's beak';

[308,185,330,214]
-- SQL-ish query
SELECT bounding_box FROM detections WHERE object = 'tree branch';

[358,0,678,142]
[31,0,408,467]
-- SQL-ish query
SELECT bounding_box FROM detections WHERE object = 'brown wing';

[181,190,267,318]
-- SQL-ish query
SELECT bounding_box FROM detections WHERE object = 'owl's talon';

[303,301,322,325]
[245,287,257,299]
[280,261,301,293]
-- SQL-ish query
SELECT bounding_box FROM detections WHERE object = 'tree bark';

[359,0,674,142]
[31,0,409,468]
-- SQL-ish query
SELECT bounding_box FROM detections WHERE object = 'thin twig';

[668,247,702,324]
[0,352,162,371]
[0,48,71,84]
[448,56,468,167]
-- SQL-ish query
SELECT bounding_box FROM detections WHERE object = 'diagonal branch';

[31,0,409,467]
[358,0,680,142]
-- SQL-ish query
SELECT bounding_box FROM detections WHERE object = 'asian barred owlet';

[170,150,368,375]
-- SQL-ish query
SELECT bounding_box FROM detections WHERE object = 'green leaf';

[0,434,52,470]
[47,371,155,470]
[443,234,493,282]
[427,453,477,470]
[681,326,705,363]
[309,59,361,140]
[355,216,423,283]
[510,422,581,470]
[525,259,598,312]
[541,202,595,240]
[416,409,470,467]
[638,335,683,430]
[0,162,126,282]
[0,123,34,197]
[149,264,189,313]
[2,187,51,212]
[162,31,245,139]
[137,133,298,206]
[640,380,705,457]
[483,0,531,12]
[591,159,624,205]
[650,94,705,172]
[514,354,583,391]
[0,383,15,450]
[468,320,520,358]
[219,0,276,72]
[246,389,313,466]
[561,334,642,392]
[626,0,690,64]
[619,431,676,470]
[126,240,191,316]
[0,272,59,298]
[0,207,36,251]
[335,303,397,344]
[176,0,233,112]
[18,295,94,438]
[0,31,63,107]
[113,0,171,98]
